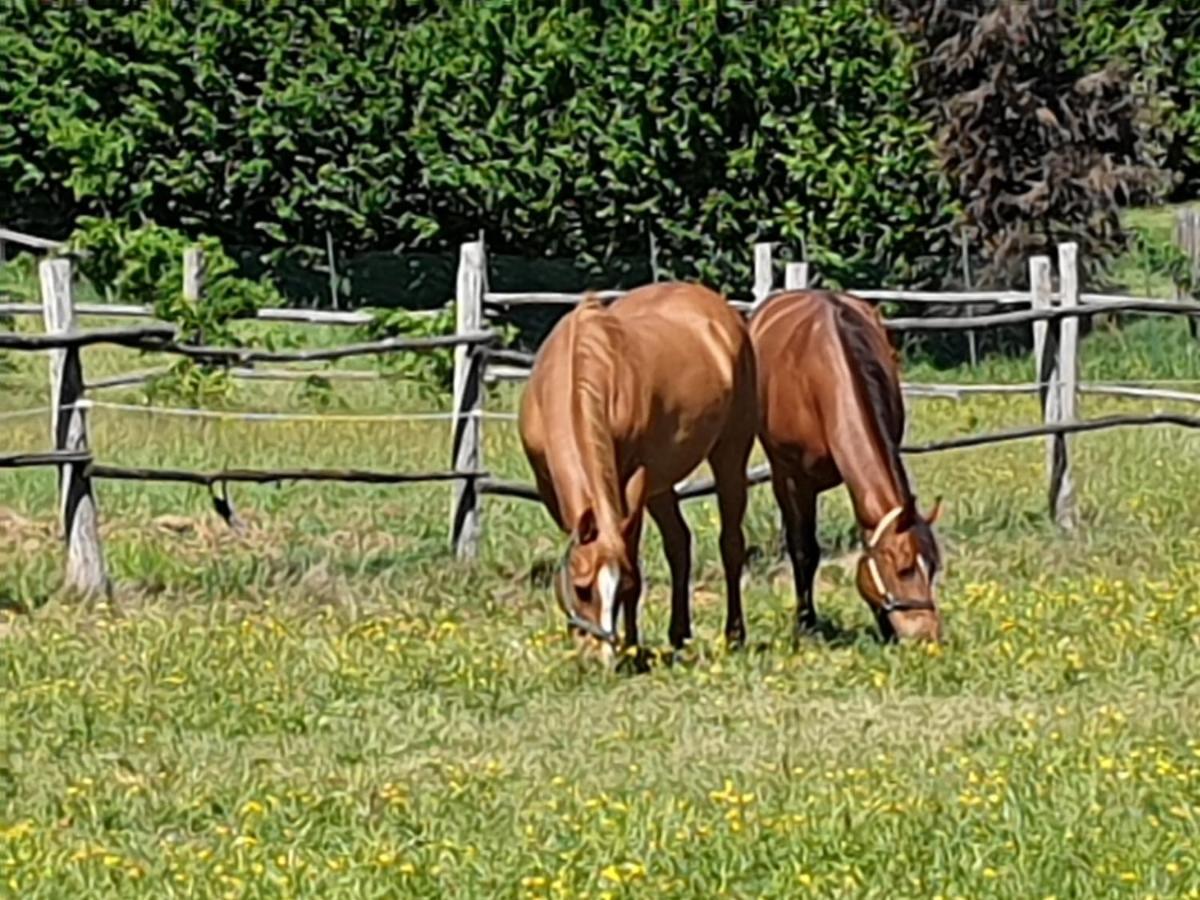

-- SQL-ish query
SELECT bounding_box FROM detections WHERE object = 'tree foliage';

[1065,2,1200,200]
[0,1,954,293]
[888,0,1161,288]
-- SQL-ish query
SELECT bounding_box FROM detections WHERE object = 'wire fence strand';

[76,399,517,424]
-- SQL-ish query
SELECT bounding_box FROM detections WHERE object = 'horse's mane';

[567,294,624,531]
[827,293,913,505]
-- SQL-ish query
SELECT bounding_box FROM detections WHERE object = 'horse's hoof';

[615,646,652,675]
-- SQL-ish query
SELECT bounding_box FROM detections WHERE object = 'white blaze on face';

[597,561,620,635]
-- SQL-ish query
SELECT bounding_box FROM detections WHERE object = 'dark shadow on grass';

[0,597,29,615]
[792,615,884,649]
[613,637,775,676]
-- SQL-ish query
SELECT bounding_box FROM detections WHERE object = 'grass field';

[4,265,1200,897]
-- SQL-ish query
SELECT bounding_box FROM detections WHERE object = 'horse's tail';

[578,291,605,313]
[567,292,623,532]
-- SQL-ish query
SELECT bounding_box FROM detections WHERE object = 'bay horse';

[749,290,944,642]
[519,283,757,659]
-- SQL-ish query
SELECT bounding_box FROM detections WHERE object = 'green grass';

[1109,203,1189,297]
[4,259,1200,896]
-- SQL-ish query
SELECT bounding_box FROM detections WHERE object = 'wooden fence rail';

[0,324,174,351]
[164,330,493,366]
[88,462,488,488]
[0,300,442,325]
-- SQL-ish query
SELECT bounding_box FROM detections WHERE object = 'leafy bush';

[359,305,458,397]
[359,305,517,397]
[0,2,955,293]
[66,219,283,344]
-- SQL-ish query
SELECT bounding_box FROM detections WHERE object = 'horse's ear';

[576,508,599,545]
[925,496,944,526]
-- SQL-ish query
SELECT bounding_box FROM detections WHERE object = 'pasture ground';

[2,295,1200,896]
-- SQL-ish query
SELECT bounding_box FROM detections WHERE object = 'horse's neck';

[558,310,625,535]
[829,382,909,529]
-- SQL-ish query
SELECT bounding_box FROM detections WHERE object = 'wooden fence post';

[1053,242,1079,531]
[961,232,978,368]
[1176,207,1200,339]
[752,242,773,310]
[450,239,486,559]
[1030,255,1062,529]
[40,257,109,596]
[1032,248,1077,531]
[784,262,809,291]
[183,245,205,303]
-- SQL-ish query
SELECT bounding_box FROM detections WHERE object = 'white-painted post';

[450,239,486,559]
[752,242,773,310]
[183,246,205,303]
[1053,242,1079,531]
[784,262,809,291]
[1030,255,1053,385]
[40,258,108,597]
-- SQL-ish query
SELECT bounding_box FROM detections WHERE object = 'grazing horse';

[749,290,943,642]
[519,283,757,658]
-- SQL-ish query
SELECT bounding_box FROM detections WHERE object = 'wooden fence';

[4,224,1200,596]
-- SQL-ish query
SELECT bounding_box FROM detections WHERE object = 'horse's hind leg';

[648,492,692,649]
[709,436,752,648]
[771,469,820,640]
[620,511,646,650]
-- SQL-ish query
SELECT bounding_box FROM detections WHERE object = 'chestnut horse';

[749,290,943,642]
[519,283,757,657]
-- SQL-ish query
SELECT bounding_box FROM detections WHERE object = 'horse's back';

[750,290,898,479]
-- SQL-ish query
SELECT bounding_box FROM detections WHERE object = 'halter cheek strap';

[867,505,906,549]
[554,533,619,645]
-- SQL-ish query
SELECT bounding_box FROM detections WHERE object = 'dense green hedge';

[0,1,955,295]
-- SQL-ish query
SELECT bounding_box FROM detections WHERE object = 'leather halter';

[863,506,938,615]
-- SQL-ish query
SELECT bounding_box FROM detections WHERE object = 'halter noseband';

[863,506,938,616]
[554,533,619,645]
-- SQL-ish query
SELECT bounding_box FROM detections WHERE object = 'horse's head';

[856,498,944,642]
[554,506,641,662]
